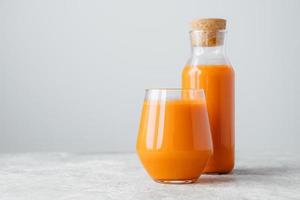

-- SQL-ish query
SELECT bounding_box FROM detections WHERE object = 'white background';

[0,0,299,153]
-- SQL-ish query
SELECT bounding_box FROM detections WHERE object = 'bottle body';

[182,27,235,173]
[182,64,234,173]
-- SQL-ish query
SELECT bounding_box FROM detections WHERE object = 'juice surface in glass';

[136,95,212,183]
[182,64,234,173]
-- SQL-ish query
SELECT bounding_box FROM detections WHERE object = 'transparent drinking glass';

[136,89,213,184]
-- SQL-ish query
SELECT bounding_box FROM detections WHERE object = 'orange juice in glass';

[136,89,212,184]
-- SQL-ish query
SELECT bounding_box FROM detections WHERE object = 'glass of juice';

[136,88,213,184]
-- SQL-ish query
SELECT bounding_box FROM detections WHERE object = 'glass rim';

[145,88,205,92]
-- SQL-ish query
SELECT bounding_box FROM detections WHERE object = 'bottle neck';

[188,30,229,65]
[191,45,226,57]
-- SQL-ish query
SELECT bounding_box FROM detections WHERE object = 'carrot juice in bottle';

[182,18,235,173]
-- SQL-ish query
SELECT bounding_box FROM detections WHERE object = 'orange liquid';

[182,65,235,173]
[136,99,212,181]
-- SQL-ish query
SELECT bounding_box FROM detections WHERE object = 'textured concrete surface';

[0,152,299,200]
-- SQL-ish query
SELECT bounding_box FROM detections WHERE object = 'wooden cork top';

[190,18,227,47]
[191,18,226,31]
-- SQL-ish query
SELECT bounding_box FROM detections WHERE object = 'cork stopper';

[191,18,226,31]
[190,18,226,47]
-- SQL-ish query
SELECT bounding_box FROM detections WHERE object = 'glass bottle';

[182,18,235,173]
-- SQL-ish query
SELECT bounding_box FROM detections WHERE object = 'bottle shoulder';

[187,56,231,66]
[183,64,233,69]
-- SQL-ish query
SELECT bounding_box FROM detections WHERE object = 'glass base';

[154,178,198,184]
